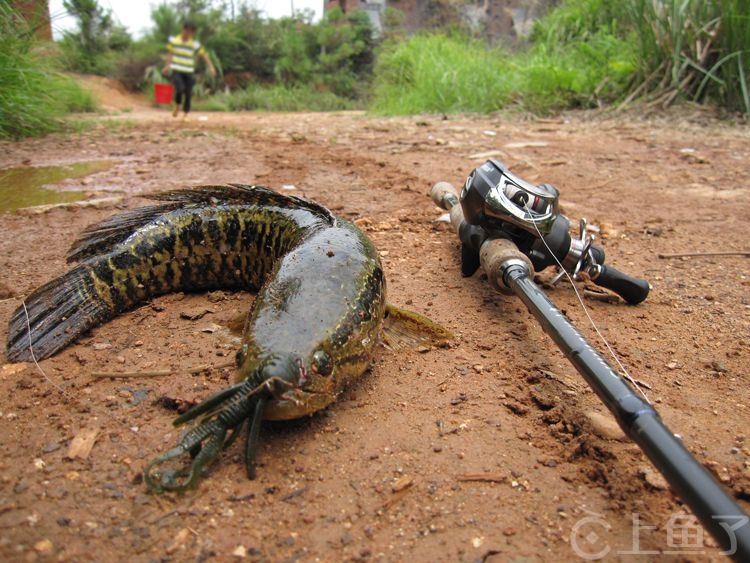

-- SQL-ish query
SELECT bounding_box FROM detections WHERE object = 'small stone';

[585,411,626,441]
[42,442,61,454]
[232,545,247,557]
[180,307,212,321]
[391,475,414,492]
[166,528,192,555]
[33,539,54,553]
[640,467,668,490]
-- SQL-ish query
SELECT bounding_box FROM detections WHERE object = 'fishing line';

[21,300,65,395]
[19,300,162,439]
[524,206,652,404]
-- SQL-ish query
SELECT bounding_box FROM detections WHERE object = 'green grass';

[370,32,634,115]
[371,34,514,114]
[370,0,747,115]
[0,4,97,139]
[593,0,748,112]
[195,84,361,113]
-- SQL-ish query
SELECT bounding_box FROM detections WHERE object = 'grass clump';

[372,0,747,115]
[371,34,514,114]
[0,4,96,139]
[623,0,750,112]
[202,84,361,113]
[371,30,634,115]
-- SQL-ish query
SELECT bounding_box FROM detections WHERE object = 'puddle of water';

[0,160,113,213]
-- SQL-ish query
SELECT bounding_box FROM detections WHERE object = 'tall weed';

[0,4,96,139]
[205,84,360,112]
[623,0,749,112]
[372,34,514,114]
[371,31,633,114]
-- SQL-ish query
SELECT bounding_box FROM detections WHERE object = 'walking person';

[162,21,216,119]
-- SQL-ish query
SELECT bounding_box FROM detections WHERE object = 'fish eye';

[312,350,333,377]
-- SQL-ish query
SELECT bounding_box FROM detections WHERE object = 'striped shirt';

[167,35,205,73]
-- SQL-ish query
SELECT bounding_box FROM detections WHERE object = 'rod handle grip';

[592,264,651,305]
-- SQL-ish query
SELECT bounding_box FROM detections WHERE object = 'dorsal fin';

[67,202,181,263]
[152,185,335,222]
[67,185,334,263]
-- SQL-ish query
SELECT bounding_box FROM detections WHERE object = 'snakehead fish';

[6,185,449,492]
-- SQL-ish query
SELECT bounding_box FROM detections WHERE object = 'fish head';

[237,349,339,420]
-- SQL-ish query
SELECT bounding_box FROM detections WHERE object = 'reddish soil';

[1,78,748,562]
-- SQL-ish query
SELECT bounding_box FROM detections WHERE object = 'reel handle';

[587,246,650,305]
[589,263,651,305]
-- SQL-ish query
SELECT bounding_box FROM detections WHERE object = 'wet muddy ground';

[0,78,749,561]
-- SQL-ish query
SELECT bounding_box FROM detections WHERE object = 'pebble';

[585,411,626,441]
[392,475,413,492]
[33,539,54,554]
[639,467,668,490]
[166,528,192,555]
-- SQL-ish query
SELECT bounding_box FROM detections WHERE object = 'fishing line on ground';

[21,300,64,395]
[20,300,165,436]
[19,297,237,428]
[524,205,652,405]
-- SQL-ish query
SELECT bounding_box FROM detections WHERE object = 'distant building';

[324,0,550,40]
[325,1,387,32]
[12,0,53,40]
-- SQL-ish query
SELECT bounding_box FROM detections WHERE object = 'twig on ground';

[657,251,750,259]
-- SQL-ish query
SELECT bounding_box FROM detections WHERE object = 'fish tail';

[6,264,114,362]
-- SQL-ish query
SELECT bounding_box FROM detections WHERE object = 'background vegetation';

[0,2,95,139]
[374,0,749,115]
[2,0,748,138]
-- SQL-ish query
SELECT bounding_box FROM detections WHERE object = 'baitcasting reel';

[455,160,650,304]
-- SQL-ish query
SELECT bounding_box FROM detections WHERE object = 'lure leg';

[245,396,266,479]
[144,418,238,492]
[144,376,293,492]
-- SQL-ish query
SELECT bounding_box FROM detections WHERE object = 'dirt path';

[0,78,748,562]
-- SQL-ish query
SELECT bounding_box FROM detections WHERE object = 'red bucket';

[154,83,174,104]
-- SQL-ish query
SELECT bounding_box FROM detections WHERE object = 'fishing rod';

[431,159,750,560]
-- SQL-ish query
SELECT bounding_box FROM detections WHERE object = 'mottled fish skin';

[242,221,387,420]
[7,184,389,490]
[7,182,387,408]
[6,185,358,365]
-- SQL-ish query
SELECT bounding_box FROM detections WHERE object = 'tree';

[59,0,131,73]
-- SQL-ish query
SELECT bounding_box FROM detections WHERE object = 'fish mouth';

[263,387,336,420]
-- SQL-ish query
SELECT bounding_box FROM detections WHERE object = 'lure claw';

[143,379,275,492]
[144,420,230,492]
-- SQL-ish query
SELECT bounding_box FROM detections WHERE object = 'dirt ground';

[1,78,748,562]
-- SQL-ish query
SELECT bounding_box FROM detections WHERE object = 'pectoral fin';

[382,304,452,350]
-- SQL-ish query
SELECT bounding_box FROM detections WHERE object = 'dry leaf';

[65,427,100,460]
